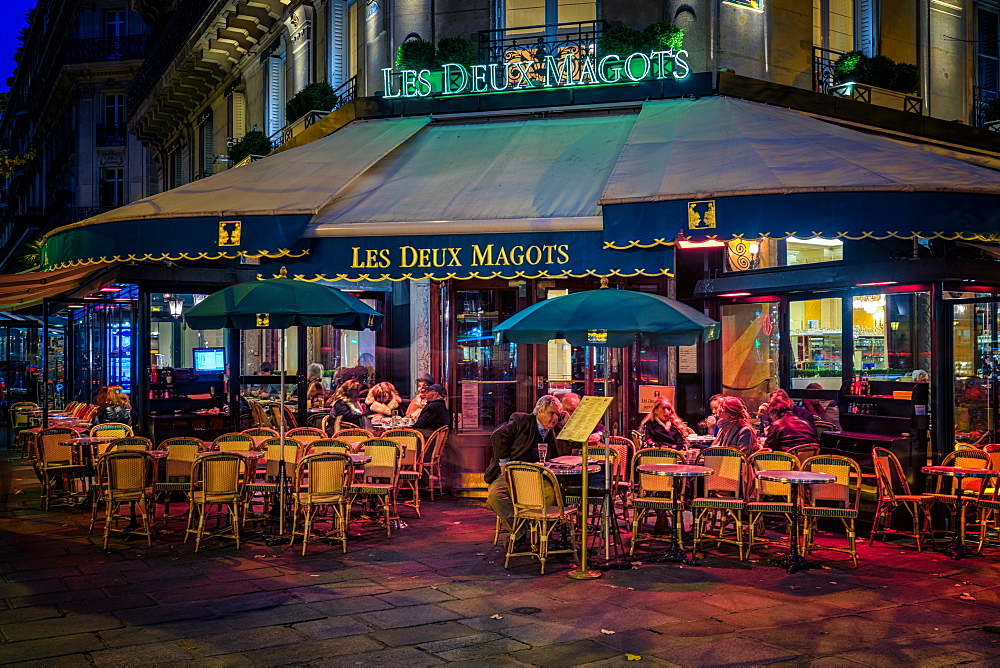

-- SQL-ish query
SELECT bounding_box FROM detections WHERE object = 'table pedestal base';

[770,551,817,574]
[940,539,980,560]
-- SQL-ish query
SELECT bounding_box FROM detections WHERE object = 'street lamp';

[167,296,184,318]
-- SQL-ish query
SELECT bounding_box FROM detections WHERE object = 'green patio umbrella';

[492,279,719,577]
[184,267,383,535]
[492,280,718,347]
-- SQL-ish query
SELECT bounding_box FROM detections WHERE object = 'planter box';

[985,120,1000,133]
[829,82,923,114]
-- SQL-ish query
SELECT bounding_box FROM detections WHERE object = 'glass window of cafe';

[725,237,844,272]
[721,302,781,409]
[851,291,931,381]
[455,288,519,431]
[953,299,999,446]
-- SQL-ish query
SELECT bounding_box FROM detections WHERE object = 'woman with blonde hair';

[366,381,401,416]
[712,396,756,456]
[639,396,688,447]
[328,379,366,433]
[94,385,132,426]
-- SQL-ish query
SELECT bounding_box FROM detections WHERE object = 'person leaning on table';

[484,395,562,551]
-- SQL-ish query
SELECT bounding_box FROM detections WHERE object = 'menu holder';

[558,396,613,443]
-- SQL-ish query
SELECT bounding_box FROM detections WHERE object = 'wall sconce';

[167,296,184,318]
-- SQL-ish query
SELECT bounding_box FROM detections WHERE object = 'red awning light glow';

[66,305,85,309]
[677,239,726,249]
[855,281,898,287]
[718,292,752,297]
[99,287,122,293]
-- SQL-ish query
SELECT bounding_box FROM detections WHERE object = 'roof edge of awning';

[310,216,603,238]
[598,184,1000,206]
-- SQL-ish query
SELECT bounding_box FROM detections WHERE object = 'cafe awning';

[0,263,113,310]
[300,113,674,280]
[600,96,1000,249]
[40,117,430,269]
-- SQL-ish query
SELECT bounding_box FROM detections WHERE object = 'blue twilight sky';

[1,0,38,91]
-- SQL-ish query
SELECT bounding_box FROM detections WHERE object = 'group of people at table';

[485,388,831,555]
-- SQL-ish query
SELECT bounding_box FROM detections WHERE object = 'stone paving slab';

[4,451,1000,666]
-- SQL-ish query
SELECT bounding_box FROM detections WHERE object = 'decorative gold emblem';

[219,220,242,246]
[256,313,270,327]
[587,329,608,344]
[687,200,717,230]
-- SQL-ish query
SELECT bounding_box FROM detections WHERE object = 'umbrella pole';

[277,329,288,536]
[568,440,601,580]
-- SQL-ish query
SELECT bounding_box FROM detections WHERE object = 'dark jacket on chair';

[642,420,686,448]
[484,413,557,484]
[764,412,817,451]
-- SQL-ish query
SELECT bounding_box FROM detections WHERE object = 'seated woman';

[639,397,688,448]
[305,363,327,408]
[711,396,757,456]
[328,379,367,433]
[405,375,433,419]
[366,381,401,417]
[94,385,132,426]
[763,391,818,451]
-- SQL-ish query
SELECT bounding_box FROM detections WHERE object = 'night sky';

[1,0,39,91]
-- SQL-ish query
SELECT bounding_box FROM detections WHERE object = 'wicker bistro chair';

[90,422,134,439]
[292,452,354,555]
[351,439,402,537]
[90,451,156,549]
[287,427,326,450]
[267,402,298,430]
[304,439,353,456]
[245,437,299,520]
[424,426,451,500]
[106,437,152,452]
[10,402,37,456]
[504,461,578,574]
[153,437,203,523]
[628,447,685,556]
[213,432,255,452]
[248,399,272,428]
[975,461,1000,551]
[33,427,88,510]
[870,447,935,551]
[241,427,278,450]
[800,455,863,567]
[693,446,749,560]
[383,429,424,517]
[745,450,800,557]
[333,429,375,452]
[930,449,992,540]
[786,443,821,466]
[185,452,250,552]
[306,412,328,430]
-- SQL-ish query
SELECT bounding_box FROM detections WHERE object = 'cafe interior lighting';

[99,286,122,293]
[719,292,752,297]
[855,281,898,287]
[677,239,726,249]
[167,296,184,318]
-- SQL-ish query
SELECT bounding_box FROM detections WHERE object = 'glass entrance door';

[953,299,1000,446]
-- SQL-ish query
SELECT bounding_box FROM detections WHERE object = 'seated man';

[485,395,562,550]
[412,383,451,440]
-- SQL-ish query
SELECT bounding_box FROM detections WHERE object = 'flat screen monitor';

[193,347,226,373]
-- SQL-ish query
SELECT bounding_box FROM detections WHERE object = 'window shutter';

[201,119,214,174]
[267,55,286,137]
[977,9,999,91]
[329,0,347,88]
[231,92,246,140]
[855,0,878,57]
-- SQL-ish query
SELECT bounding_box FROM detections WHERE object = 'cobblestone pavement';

[2,451,1000,667]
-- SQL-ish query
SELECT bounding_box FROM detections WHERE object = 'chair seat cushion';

[353,485,393,494]
[517,506,576,520]
[801,505,857,518]
[633,498,680,510]
[692,497,745,509]
[746,502,794,513]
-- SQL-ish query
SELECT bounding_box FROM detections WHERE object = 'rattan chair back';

[360,439,401,484]
[296,452,353,498]
[212,432,254,452]
[333,428,374,451]
[506,461,565,516]
[287,427,325,447]
[161,437,202,481]
[241,427,278,450]
[99,451,154,503]
[698,446,747,497]
[90,422,133,439]
[37,427,78,464]
[306,439,352,455]
[192,452,247,504]
[787,443,821,466]
[262,437,299,478]
[107,436,152,452]
[749,450,799,500]
[940,449,991,494]
[803,454,860,507]
[872,447,912,501]
[247,399,272,428]
[632,446,683,493]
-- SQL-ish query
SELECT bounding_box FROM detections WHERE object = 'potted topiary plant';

[641,21,684,52]
[228,130,272,166]
[396,37,437,71]
[831,51,922,113]
[436,36,476,70]
[983,97,1000,131]
[286,82,338,125]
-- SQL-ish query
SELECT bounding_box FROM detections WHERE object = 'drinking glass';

[537,443,548,462]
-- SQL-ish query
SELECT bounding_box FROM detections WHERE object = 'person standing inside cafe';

[484,395,562,550]
[412,383,451,439]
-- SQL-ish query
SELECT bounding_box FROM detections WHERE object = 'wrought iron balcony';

[812,46,843,94]
[96,123,127,147]
[973,85,1000,130]
[65,35,150,64]
[52,206,112,228]
[478,20,604,74]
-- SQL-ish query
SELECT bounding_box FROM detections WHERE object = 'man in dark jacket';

[485,395,562,545]
[413,383,450,439]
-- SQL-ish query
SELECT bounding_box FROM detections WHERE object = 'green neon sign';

[381,49,690,99]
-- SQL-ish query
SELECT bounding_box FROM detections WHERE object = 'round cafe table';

[922,465,999,559]
[636,463,713,564]
[754,469,836,573]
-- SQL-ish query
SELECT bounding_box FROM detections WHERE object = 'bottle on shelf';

[851,374,862,395]
[861,372,871,396]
